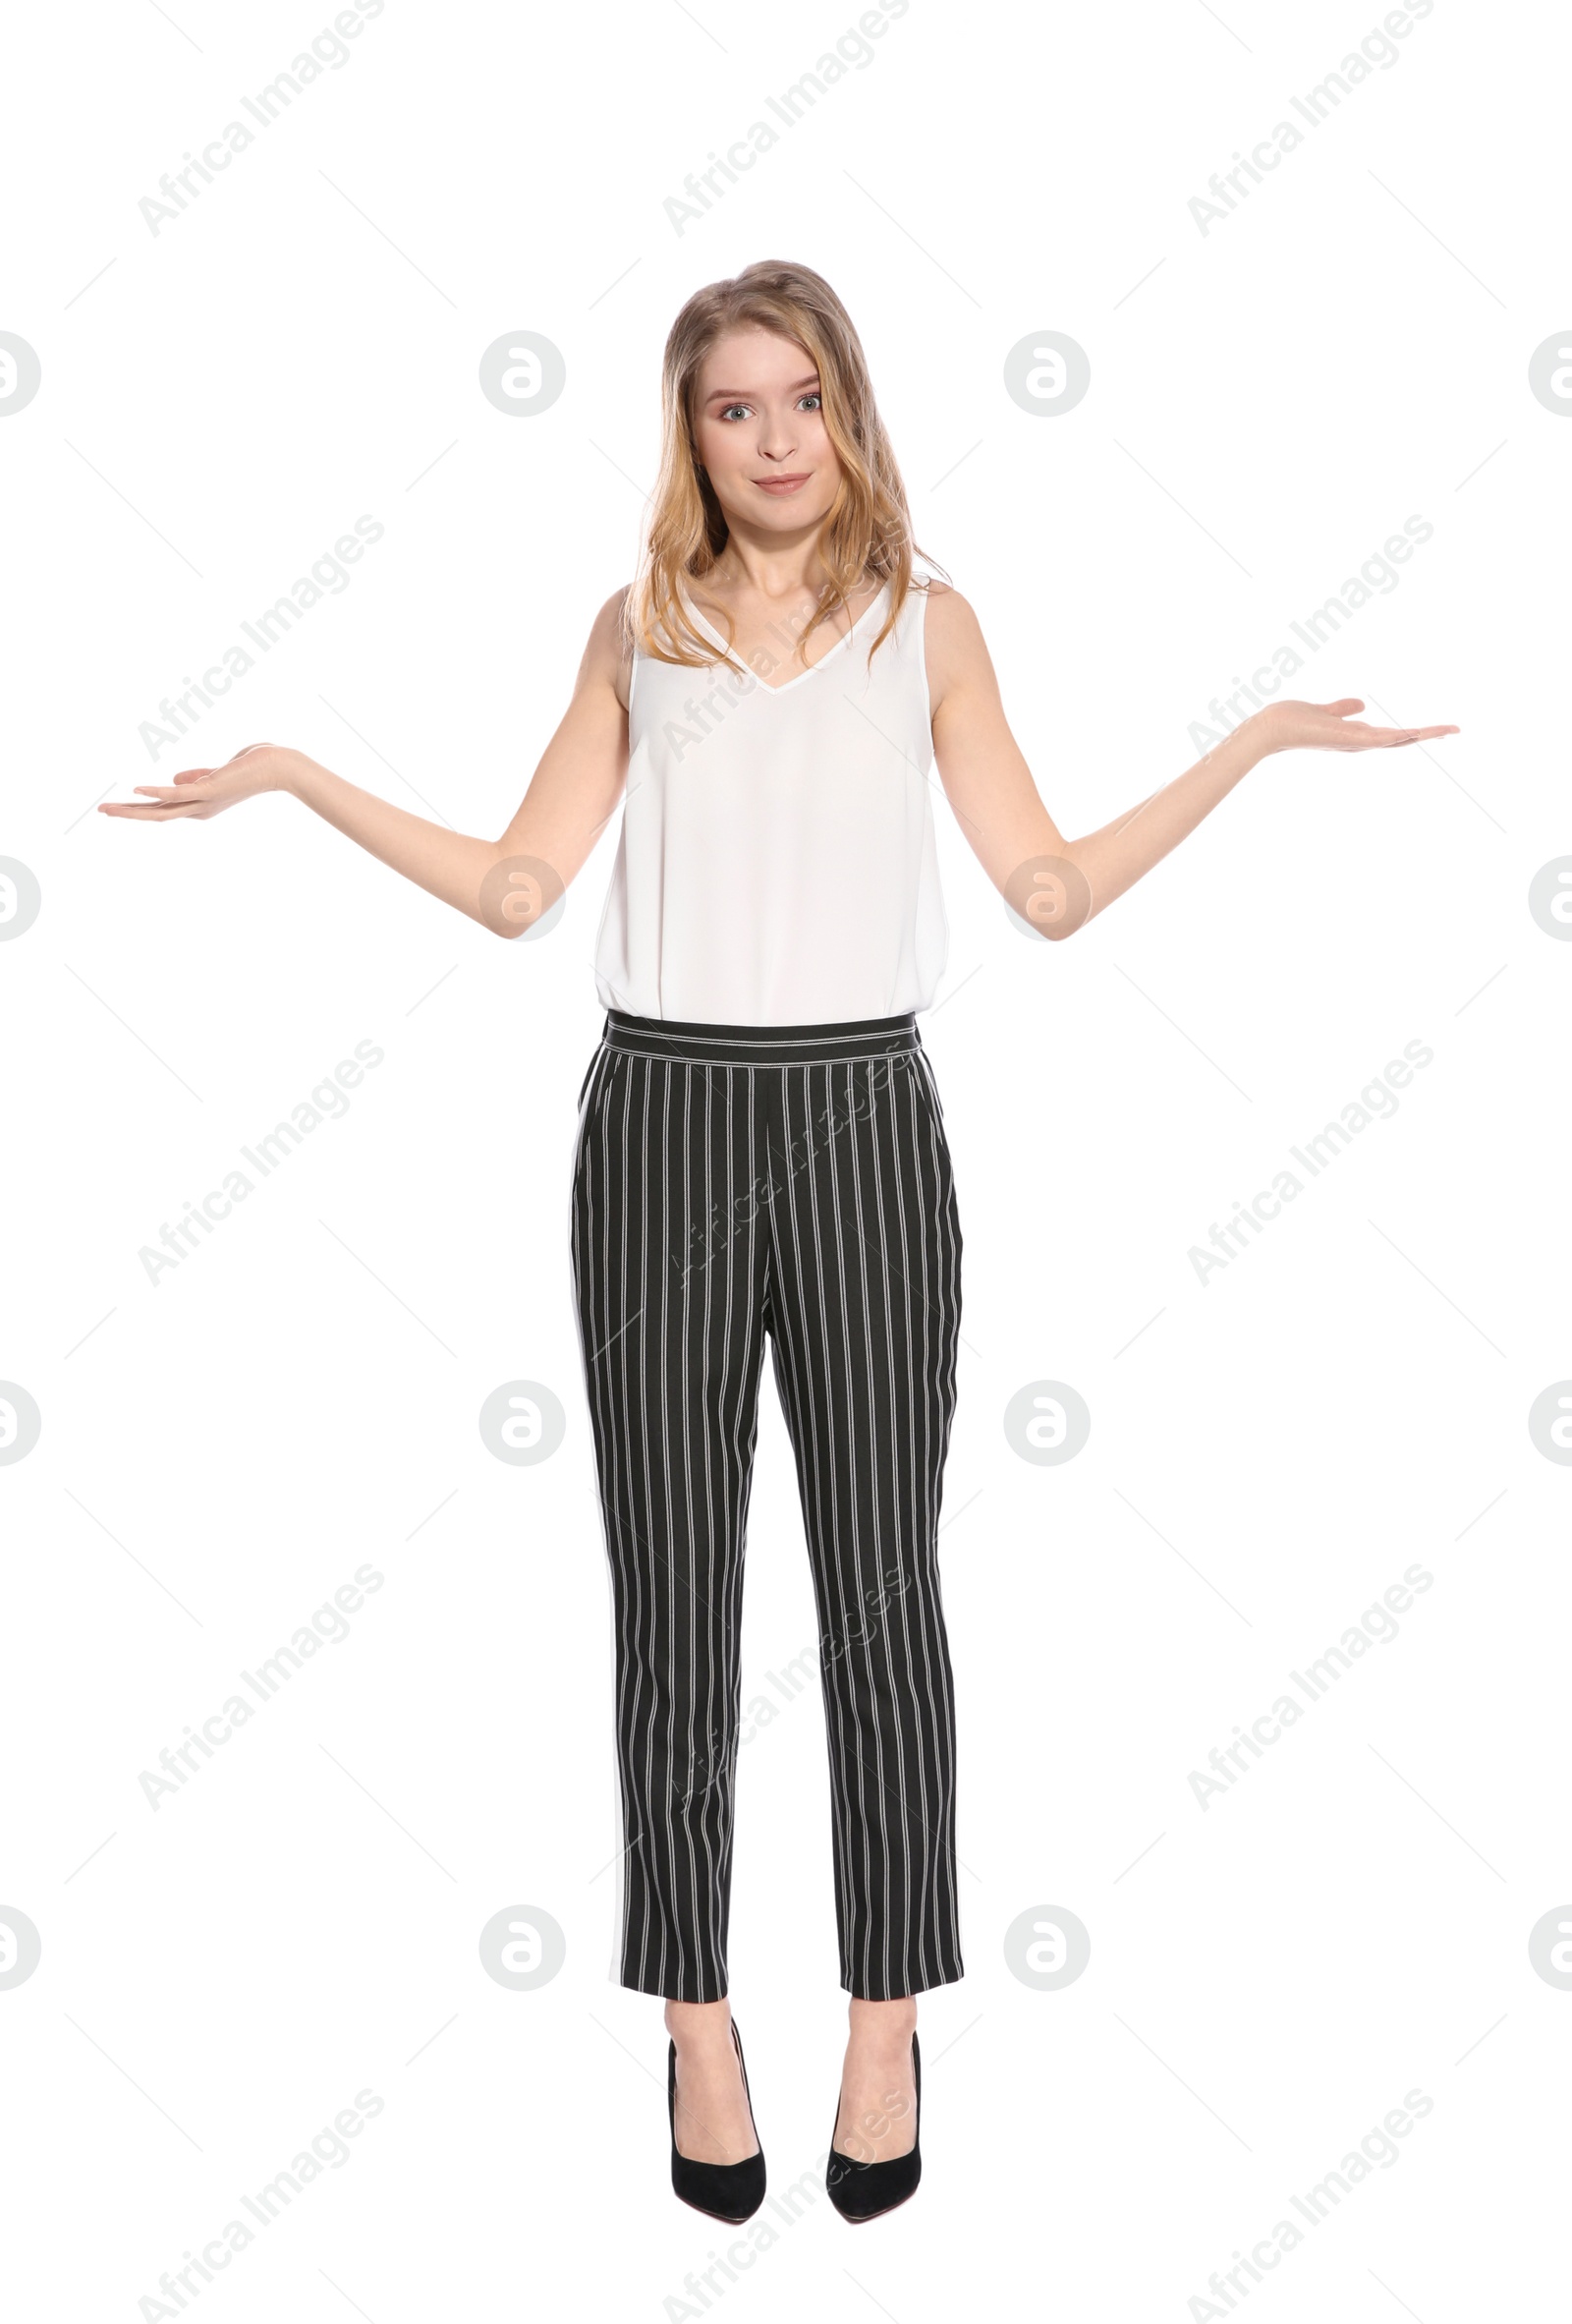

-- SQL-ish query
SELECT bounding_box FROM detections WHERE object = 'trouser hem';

[842,1960,966,2001]
[620,1969,731,2004]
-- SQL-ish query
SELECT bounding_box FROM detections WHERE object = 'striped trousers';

[569,1009,965,2003]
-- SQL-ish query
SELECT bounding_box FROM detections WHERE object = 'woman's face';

[690,327,842,541]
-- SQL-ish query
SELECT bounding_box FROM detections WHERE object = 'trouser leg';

[570,1043,770,2001]
[761,1046,965,1999]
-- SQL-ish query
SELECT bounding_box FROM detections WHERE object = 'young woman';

[103,259,1457,2226]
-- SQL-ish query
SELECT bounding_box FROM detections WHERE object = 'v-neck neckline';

[680,579,889,698]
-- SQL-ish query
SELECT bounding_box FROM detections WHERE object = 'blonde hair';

[626,259,945,678]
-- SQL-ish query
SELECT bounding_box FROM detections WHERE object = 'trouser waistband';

[601,1008,922,1067]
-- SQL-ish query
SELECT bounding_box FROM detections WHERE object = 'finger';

[1319,698,1366,716]
[98,799,206,819]
[172,766,216,785]
[133,783,211,800]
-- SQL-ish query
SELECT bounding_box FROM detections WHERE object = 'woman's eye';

[715,393,819,421]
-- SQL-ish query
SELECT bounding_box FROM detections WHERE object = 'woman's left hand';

[1252,697,1459,755]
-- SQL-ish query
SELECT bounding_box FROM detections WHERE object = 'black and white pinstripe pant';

[570,1008,965,2003]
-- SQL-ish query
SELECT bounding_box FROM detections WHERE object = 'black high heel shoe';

[826,2031,922,2223]
[668,2017,767,2223]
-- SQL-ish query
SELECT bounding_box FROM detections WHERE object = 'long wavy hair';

[626,259,945,679]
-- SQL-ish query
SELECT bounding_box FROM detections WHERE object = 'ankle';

[846,1995,918,2050]
[665,1997,736,2049]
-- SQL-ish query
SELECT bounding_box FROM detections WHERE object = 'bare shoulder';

[919,577,980,633]
[579,584,636,712]
[917,579,994,714]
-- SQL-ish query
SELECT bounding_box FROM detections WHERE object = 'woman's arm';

[923,583,1458,936]
[100,589,633,937]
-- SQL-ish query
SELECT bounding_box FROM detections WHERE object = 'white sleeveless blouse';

[591,578,949,1025]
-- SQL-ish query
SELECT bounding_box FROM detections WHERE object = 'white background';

[3,1,1568,2317]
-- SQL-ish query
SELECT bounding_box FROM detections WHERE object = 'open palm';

[1255,697,1459,755]
[97,743,295,822]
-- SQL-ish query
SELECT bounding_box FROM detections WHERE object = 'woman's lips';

[753,474,810,495]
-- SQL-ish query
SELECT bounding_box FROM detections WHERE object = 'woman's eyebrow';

[702,374,821,403]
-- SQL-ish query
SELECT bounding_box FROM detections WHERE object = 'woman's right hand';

[98,743,304,821]
[91,589,631,929]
